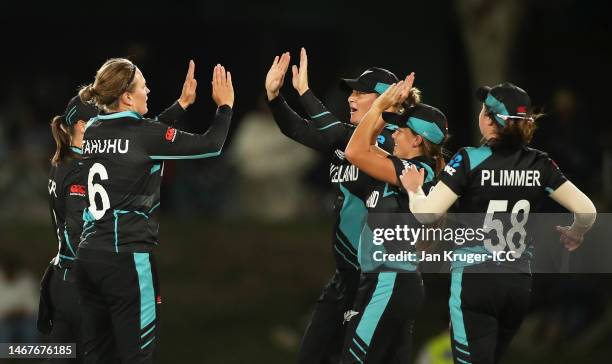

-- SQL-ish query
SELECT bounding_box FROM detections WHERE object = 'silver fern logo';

[343,310,360,324]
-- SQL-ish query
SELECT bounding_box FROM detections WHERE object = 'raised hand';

[291,47,309,96]
[398,72,415,105]
[372,81,404,112]
[211,64,234,108]
[178,60,197,109]
[265,52,291,101]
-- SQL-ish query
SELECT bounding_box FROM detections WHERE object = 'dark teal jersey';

[268,91,396,271]
[440,144,567,271]
[358,156,437,272]
[48,147,87,268]
[79,106,231,253]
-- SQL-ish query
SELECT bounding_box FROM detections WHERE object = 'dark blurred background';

[1,0,611,363]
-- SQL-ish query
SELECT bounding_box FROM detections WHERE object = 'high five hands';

[265,52,291,101]
[211,64,234,108]
[178,60,197,109]
[372,72,416,112]
[292,47,309,96]
[265,47,312,100]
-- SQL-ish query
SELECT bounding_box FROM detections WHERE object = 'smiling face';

[391,127,422,159]
[347,90,378,125]
[125,68,150,115]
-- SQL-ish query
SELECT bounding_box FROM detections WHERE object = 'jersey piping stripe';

[63,229,77,256]
[311,111,330,119]
[149,150,221,160]
[336,233,358,257]
[450,267,469,346]
[349,348,363,363]
[317,121,342,131]
[334,245,359,270]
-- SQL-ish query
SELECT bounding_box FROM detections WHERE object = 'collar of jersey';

[70,146,83,155]
[96,110,143,120]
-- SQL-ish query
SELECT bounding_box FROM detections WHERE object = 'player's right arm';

[142,64,233,160]
[265,52,349,152]
[292,48,350,144]
[154,60,197,125]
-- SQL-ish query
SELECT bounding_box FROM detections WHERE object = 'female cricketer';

[265,49,419,363]
[74,58,234,363]
[342,79,449,363]
[401,82,597,364]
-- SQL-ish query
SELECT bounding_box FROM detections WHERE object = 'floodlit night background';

[0,1,611,362]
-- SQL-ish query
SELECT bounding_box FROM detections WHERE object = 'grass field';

[2,218,612,363]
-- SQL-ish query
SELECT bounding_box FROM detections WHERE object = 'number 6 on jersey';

[88,163,110,220]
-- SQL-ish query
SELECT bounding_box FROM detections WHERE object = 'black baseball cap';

[340,67,399,95]
[382,103,448,145]
[61,95,98,126]
[476,82,531,127]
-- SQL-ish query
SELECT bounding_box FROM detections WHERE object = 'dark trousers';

[297,269,360,364]
[341,272,424,363]
[75,249,160,364]
[449,264,531,364]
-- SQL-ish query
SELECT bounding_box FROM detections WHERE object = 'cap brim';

[475,86,491,102]
[382,112,406,128]
[340,78,373,93]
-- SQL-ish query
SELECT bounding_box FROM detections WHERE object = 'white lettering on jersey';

[366,191,380,208]
[48,179,57,198]
[335,149,345,160]
[444,164,456,176]
[481,170,541,187]
[83,139,129,155]
[330,164,359,183]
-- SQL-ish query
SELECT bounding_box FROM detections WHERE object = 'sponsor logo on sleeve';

[69,184,87,197]
[165,127,177,142]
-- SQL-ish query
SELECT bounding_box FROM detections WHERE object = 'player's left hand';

[556,225,584,251]
[178,60,197,109]
[400,164,424,194]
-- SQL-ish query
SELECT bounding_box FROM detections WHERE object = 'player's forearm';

[345,107,380,163]
[268,94,330,151]
[198,105,233,153]
[298,89,340,127]
[408,182,458,223]
[550,181,597,235]
[155,101,186,125]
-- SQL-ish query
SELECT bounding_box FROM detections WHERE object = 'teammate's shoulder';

[461,145,493,171]
[523,146,551,159]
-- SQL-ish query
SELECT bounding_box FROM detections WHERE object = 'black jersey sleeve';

[268,94,350,152]
[141,105,232,160]
[542,157,568,191]
[298,90,352,145]
[388,156,437,192]
[388,156,410,186]
[154,101,186,125]
[439,149,469,196]
[63,167,86,247]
